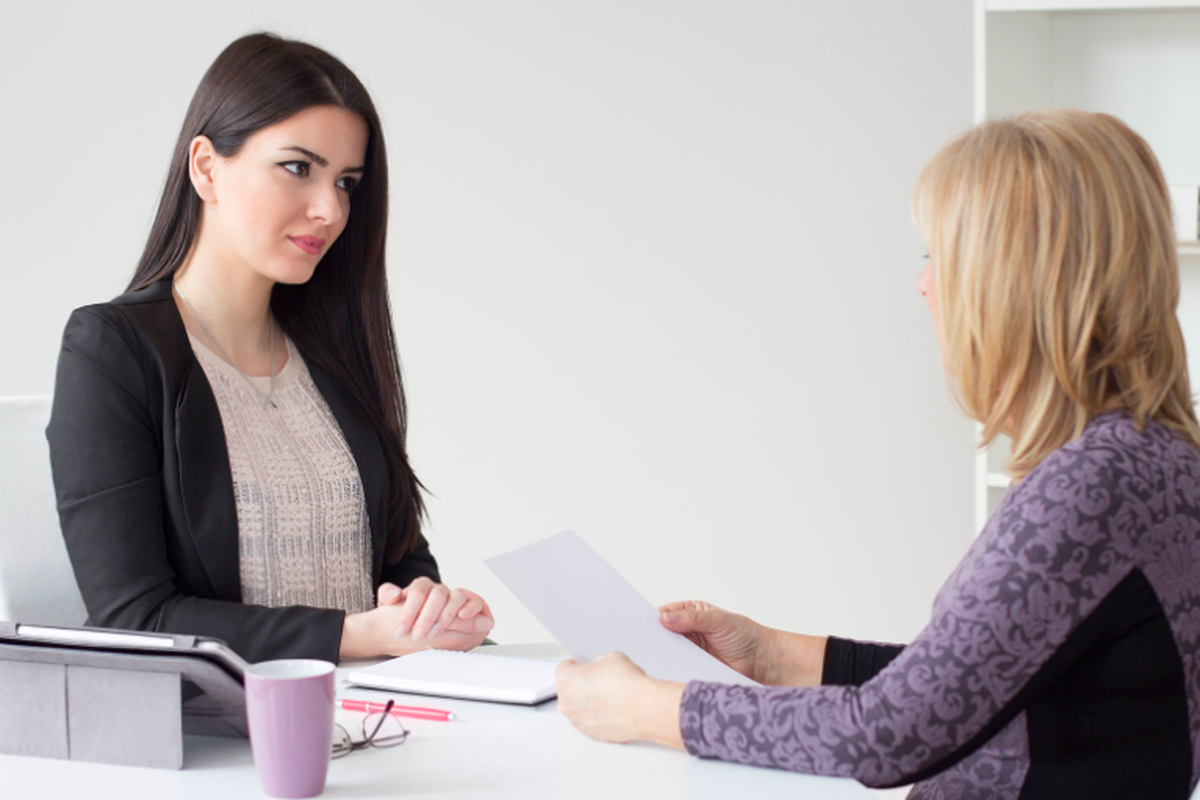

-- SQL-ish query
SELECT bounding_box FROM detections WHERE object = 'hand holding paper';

[554,651,687,746]
[485,530,758,687]
[656,599,767,681]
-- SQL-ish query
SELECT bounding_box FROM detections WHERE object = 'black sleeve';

[379,532,442,588]
[821,636,906,687]
[46,307,346,664]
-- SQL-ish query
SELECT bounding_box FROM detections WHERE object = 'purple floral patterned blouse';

[680,412,1200,799]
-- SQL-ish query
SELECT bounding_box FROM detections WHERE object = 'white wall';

[0,1,975,646]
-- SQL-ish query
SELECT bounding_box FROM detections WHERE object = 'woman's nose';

[308,184,344,228]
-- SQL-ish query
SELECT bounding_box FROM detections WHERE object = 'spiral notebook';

[346,650,558,705]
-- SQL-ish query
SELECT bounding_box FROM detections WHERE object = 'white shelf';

[987,1,1200,11]
[975,1,1200,529]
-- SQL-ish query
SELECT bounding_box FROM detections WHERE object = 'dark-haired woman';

[46,33,493,664]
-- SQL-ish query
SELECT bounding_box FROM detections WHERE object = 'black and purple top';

[680,412,1200,799]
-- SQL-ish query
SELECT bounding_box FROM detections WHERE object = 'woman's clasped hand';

[340,577,495,659]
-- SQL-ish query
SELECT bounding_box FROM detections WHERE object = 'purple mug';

[245,659,337,798]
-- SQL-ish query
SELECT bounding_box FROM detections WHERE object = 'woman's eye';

[280,160,356,196]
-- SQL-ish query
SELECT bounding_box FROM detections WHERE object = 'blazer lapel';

[306,362,389,585]
[174,357,243,602]
[118,279,243,602]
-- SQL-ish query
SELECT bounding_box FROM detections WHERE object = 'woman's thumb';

[378,582,403,605]
[661,604,706,633]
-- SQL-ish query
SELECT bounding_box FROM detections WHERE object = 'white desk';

[2,644,877,800]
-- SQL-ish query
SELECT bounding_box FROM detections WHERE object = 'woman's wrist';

[634,677,686,749]
[339,611,369,659]
[757,628,827,686]
[340,610,406,659]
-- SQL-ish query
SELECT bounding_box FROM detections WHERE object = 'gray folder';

[0,622,247,769]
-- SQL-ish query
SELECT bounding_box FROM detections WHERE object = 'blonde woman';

[555,110,1200,799]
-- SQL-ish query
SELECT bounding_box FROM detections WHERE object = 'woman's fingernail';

[475,617,493,632]
[394,624,409,639]
[430,623,444,637]
[412,627,427,641]
[662,611,677,623]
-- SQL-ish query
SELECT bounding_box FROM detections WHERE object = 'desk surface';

[2,643,877,800]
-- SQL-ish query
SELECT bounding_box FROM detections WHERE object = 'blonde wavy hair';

[913,109,1200,480]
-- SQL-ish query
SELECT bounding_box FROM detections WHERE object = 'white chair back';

[0,395,86,625]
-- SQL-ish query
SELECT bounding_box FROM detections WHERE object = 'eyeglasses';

[332,698,409,759]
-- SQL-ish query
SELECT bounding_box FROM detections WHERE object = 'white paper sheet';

[485,530,758,686]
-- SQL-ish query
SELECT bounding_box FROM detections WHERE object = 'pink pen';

[340,698,456,722]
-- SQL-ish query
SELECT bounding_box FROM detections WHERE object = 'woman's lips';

[289,235,326,255]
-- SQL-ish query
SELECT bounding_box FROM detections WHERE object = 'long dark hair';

[129,31,423,564]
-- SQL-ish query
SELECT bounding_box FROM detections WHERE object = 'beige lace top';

[188,331,374,613]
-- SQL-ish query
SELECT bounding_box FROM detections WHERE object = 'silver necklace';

[173,282,278,409]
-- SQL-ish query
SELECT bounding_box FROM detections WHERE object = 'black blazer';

[46,279,439,663]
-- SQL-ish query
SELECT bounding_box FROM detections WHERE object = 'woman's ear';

[188,135,219,203]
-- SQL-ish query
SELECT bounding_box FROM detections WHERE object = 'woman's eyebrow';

[281,145,365,174]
